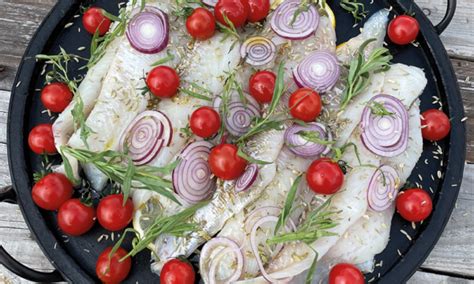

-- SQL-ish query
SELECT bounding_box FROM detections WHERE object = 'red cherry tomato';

[387,15,420,45]
[249,71,276,104]
[146,66,180,98]
[396,188,433,222]
[421,109,451,141]
[58,199,95,236]
[41,83,73,113]
[214,0,250,28]
[32,173,73,211]
[28,124,57,155]
[96,246,132,284]
[209,144,247,180]
[97,194,133,232]
[247,0,270,22]
[161,258,195,284]
[190,107,221,138]
[82,7,111,36]
[186,8,216,40]
[329,263,365,284]
[288,88,322,122]
[306,158,344,195]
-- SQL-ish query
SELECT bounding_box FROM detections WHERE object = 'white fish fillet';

[66,1,188,190]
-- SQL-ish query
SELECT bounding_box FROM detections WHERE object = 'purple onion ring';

[270,0,320,40]
[293,51,340,93]
[126,7,169,54]
[368,165,400,212]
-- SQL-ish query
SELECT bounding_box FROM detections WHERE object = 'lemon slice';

[323,3,336,28]
[132,195,164,251]
[336,41,348,51]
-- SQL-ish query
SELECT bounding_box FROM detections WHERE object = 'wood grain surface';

[0,0,473,283]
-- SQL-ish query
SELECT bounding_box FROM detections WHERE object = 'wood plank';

[409,271,474,284]
[416,0,474,58]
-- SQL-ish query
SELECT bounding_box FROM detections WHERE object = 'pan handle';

[0,186,17,204]
[434,0,457,35]
[0,246,64,282]
[0,186,65,282]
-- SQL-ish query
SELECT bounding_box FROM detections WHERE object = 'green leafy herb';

[180,123,194,139]
[236,62,287,143]
[217,13,240,42]
[297,131,336,146]
[87,7,128,69]
[36,48,92,145]
[340,0,367,23]
[60,146,180,205]
[274,175,302,235]
[268,198,339,245]
[289,0,326,26]
[151,50,175,67]
[305,250,319,284]
[110,201,207,260]
[237,146,272,165]
[368,101,394,116]
[173,0,203,18]
[33,154,53,182]
[340,39,392,110]
[180,83,213,101]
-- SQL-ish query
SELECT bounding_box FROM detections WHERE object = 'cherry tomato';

[329,263,365,284]
[288,88,322,122]
[209,144,247,180]
[421,109,451,141]
[32,173,73,211]
[387,15,420,45]
[161,258,195,284]
[97,194,133,232]
[58,199,95,236]
[146,66,180,98]
[41,83,73,113]
[28,124,57,155]
[306,158,344,195]
[249,71,276,104]
[247,0,270,22]
[96,246,132,284]
[82,7,111,36]
[396,188,433,222]
[186,8,216,40]
[214,0,250,28]
[190,107,221,138]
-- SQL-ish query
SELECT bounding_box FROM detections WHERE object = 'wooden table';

[0,0,472,283]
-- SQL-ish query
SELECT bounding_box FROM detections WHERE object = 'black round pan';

[1,0,465,282]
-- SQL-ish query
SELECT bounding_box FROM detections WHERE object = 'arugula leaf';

[340,39,392,110]
[274,175,302,235]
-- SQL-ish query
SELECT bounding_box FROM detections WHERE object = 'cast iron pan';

[1,0,466,282]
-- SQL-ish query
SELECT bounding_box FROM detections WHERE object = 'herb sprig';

[111,201,207,260]
[274,175,302,234]
[340,39,392,110]
[60,146,180,204]
[340,0,367,23]
[180,82,213,101]
[297,131,336,146]
[236,62,287,143]
[368,101,394,116]
[173,0,203,19]
[289,0,327,26]
[217,14,240,43]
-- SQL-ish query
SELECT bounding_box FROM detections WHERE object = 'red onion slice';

[244,206,282,232]
[200,237,244,284]
[293,51,340,93]
[250,216,294,283]
[360,94,409,157]
[172,141,216,204]
[223,93,261,137]
[126,7,169,54]
[235,164,259,192]
[120,111,172,166]
[368,165,400,212]
[284,122,332,158]
[241,36,277,66]
[270,0,320,40]
[202,0,218,7]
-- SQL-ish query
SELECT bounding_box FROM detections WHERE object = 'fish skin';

[65,1,188,190]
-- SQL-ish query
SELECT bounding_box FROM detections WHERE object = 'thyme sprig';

[236,62,287,143]
[36,48,93,147]
[368,101,394,116]
[340,0,367,23]
[111,201,207,260]
[60,146,180,205]
[268,197,339,245]
[340,39,392,110]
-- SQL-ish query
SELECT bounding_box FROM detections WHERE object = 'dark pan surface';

[7,0,466,283]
